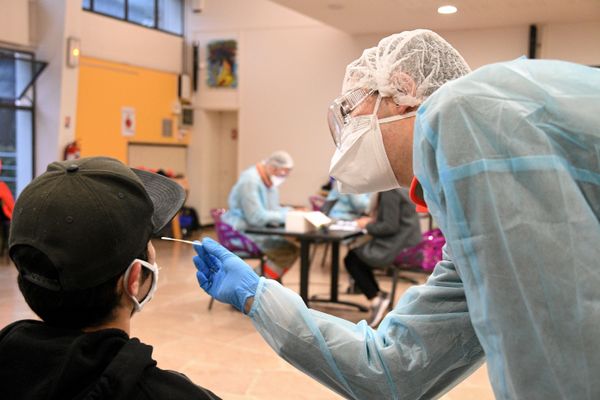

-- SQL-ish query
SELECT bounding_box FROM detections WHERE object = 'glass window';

[128,0,156,27]
[94,0,125,19]
[0,49,36,197]
[81,0,183,36]
[158,0,183,35]
[0,54,15,103]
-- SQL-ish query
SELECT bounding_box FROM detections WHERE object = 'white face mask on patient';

[328,95,416,194]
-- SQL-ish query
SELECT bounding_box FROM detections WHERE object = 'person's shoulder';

[239,165,258,178]
[138,366,221,400]
[0,319,45,340]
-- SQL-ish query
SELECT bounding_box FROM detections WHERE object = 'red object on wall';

[63,141,81,160]
[0,182,14,220]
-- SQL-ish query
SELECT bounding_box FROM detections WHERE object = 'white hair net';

[342,29,471,107]
[265,151,294,169]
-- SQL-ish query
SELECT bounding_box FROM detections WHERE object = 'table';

[246,227,367,311]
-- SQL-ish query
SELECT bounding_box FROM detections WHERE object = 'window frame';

[82,0,184,37]
[0,47,37,195]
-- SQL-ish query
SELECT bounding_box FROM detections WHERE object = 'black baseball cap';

[9,157,186,291]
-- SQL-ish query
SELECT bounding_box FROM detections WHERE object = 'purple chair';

[387,228,446,309]
[309,195,326,211]
[208,209,266,310]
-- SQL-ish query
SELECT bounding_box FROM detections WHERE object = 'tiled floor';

[0,233,495,399]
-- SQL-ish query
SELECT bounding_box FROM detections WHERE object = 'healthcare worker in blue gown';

[192,29,600,400]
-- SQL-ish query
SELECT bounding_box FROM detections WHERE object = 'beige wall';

[351,22,600,70]
[0,0,29,47]
[187,0,361,222]
[355,26,530,70]
[540,21,600,64]
[186,0,599,222]
[34,0,83,175]
[80,11,182,73]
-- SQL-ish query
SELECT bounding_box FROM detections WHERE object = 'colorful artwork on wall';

[207,40,238,88]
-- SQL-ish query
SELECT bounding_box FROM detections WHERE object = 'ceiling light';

[437,5,458,14]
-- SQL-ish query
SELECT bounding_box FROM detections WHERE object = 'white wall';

[187,0,360,221]
[356,22,600,70]
[79,11,182,73]
[355,26,530,70]
[34,0,82,175]
[540,21,600,65]
[0,0,29,47]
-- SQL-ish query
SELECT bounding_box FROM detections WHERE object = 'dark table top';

[246,226,364,241]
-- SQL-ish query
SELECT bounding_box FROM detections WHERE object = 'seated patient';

[326,184,370,221]
[344,188,421,327]
[224,151,299,280]
[0,157,220,400]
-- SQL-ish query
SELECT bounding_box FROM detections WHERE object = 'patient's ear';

[125,262,142,297]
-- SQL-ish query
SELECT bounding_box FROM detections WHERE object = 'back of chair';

[210,208,262,258]
[394,228,446,272]
[309,195,326,211]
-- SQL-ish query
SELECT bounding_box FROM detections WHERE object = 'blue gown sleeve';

[238,179,286,227]
[248,244,484,400]
[347,193,369,215]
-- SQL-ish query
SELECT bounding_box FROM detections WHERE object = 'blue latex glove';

[193,237,260,312]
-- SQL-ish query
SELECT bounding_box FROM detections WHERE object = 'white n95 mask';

[271,175,286,188]
[328,95,416,194]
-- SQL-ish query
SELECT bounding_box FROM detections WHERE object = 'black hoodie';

[0,320,220,400]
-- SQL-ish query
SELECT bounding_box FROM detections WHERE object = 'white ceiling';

[268,0,600,34]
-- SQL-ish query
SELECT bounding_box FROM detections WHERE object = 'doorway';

[196,110,238,223]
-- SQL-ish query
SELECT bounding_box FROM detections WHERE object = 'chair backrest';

[309,195,326,212]
[394,228,446,271]
[210,208,262,258]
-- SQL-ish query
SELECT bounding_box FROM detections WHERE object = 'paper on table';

[329,221,360,231]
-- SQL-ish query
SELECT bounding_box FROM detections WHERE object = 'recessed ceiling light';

[438,5,458,14]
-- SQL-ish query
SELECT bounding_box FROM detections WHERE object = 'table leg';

[309,240,368,312]
[299,239,311,304]
[330,241,339,302]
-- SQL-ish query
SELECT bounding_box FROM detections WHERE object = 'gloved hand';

[193,237,260,313]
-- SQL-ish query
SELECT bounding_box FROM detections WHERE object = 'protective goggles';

[327,88,375,148]
[123,258,159,312]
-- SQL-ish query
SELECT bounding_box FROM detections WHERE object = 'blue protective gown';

[326,187,370,221]
[223,165,295,274]
[223,165,288,232]
[247,59,600,399]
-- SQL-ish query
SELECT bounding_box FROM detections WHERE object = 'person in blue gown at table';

[326,183,370,221]
[192,29,600,400]
[223,150,299,280]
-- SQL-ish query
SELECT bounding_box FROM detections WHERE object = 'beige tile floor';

[0,233,495,399]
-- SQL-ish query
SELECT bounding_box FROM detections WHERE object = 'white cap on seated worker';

[263,150,294,187]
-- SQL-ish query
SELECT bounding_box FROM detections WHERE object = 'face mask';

[329,95,416,194]
[271,175,286,188]
[123,259,159,313]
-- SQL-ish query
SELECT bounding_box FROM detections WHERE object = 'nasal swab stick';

[160,237,198,245]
